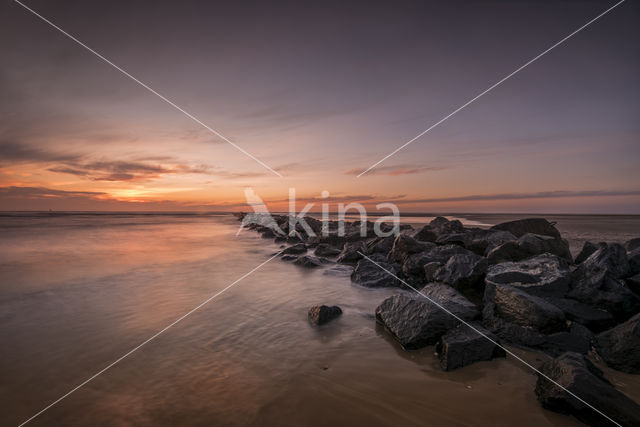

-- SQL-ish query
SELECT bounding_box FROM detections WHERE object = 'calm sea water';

[1,213,639,426]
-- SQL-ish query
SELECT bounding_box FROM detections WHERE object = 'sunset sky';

[1,0,639,213]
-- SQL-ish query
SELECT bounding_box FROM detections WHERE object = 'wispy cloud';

[395,190,640,204]
[344,164,448,176]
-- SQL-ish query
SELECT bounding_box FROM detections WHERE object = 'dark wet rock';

[575,241,604,264]
[376,293,470,349]
[430,216,465,235]
[351,255,399,288]
[627,273,640,295]
[419,283,480,320]
[535,352,640,426]
[433,253,487,290]
[436,323,506,371]
[568,243,639,321]
[435,232,471,247]
[468,230,518,256]
[314,243,341,257]
[491,217,562,239]
[540,323,593,357]
[337,241,367,265]
[423,261,443,282]
[365,235,395,255]
[547,298,615,332]
[487,233,572,264]
[387,234,432,264]
[413,225,437,243]
[260,228,277,238]
[483,282,566,334]
[628,248,640,276]
[281,255,297,262]
[308,305,342,325]
[485,254,570,298]
[594,313,640,373]
[625,238,640,253]
[293,255,325,268]
[281,243,307,255]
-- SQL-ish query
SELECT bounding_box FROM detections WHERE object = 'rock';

[308,305,342,325]
[487,234,572,264]
[365,236,395,255]
[413,225,437,243]
[351,255,399,288]
[433,253,488,290]
[468,230,517,256]
[568,243,639,321]
[627,273,640,295]
[376,288,478,349]
[281,243,307,255]
[483,283,566,334]
[387,234,432,264]
[535,352,640,426]
[547,298,615,332]
[337,241,367,265]
[594,313,640,373]
[314,243,341,257]
[625,238,640,253]
[419,283,481,320]
[435,232,470,247]
[628,248,640,276]
[436,323,506,371]
[293,255,324,268]
[575,241,603,264]
[429,216,465,235]
[540,323,593,357]
[281,254,297,261]
[260,228,277,238]
[491,217,562,239]
[485,254,570,298]
[423,261,443,282]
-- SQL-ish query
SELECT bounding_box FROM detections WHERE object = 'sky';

[1,0,639,213]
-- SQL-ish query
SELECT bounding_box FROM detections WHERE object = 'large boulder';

[308,305,342,325]
[625,238,640,253]
[293,255,325,268]
[337,241,367,265]
[436,323,506,371]
[376,287,478,349]
[365,236,395,255]
[575,241,604,264]
[467,230,518,256]
[483,283,566,334]
[487,234,572,264]
[490,217,562,239]
[535,352,640,426]
[594,313,640,374]
[485,254,570,298]
[351,255,399,288]
[420,283,481,320]
[539,323,593,357]
[628,248,640,276]
[568,243,639,321]
[627,273,640,295]
[547,298,615,332]
[432,253,488,290]
[387,234,432,264]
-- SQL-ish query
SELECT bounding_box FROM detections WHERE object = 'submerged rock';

[594,313,640,374]
[308,305,342,325]
[436,323,506,371]
[535,352,640,426]
[314,243,341,257]
[485,254,570,298]
[294,255,325,268]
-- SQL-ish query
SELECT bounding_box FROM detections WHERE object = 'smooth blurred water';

[2,213,637,426]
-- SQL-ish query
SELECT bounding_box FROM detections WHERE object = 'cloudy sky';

[1,0,638,213]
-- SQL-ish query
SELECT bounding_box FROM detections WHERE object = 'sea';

[1,212,639,426]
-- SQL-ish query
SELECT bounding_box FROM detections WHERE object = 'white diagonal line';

[18,250,283,427]
[14,0,282,178]
[357,0,626,177]
[357,252,621,427]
